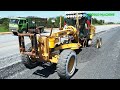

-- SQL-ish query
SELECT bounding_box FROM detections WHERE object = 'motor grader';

[18,12,102,79]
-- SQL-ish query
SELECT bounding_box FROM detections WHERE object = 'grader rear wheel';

[57,49,77,79]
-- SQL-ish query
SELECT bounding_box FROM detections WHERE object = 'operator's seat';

[79,17,86,38]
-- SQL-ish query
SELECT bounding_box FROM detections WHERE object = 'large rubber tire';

[21,43,39,69]
[57,49,77,79]
[13,32,18,36]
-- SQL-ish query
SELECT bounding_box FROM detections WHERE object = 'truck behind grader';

[18,12,102,79]
[9,16,47,35]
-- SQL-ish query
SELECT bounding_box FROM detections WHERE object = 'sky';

[0,11,120,23]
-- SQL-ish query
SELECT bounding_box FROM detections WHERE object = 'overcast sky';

[0,11,119,23]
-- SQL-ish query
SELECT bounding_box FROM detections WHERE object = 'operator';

[86,18,91,34]
[64,20,68,29]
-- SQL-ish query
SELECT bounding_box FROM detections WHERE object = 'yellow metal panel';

[48,37,55,48]
[51,26,77,37]
[55,43,82,50]
[89,34,94,39]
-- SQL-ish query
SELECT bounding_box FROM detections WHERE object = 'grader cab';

[18,12,102,79]
[64,12,99,47]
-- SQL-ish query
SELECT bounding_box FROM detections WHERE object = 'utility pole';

[76,12,80,43]
[59,16,63,30]
[60,16,62,29]
[76,12,79,29]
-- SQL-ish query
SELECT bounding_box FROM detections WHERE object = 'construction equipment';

[18,12,102,79]
[9,16,47,35]
[64,12,101,48]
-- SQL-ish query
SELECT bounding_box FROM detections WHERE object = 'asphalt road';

[0,34,31,69]
[4,25,120,79]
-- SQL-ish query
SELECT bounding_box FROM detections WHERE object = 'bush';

[0,18,9,32]
[0,25,9,32]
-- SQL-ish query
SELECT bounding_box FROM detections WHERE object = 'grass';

[0,25,9,32]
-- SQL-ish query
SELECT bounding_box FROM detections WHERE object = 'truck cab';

[9,17,47,35]
[9,18,27,35]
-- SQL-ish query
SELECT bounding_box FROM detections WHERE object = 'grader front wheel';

[57,49,77,79]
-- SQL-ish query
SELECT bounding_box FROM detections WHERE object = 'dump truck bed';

[27,17,47,29]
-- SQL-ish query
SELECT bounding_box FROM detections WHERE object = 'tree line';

[0,16,115,30]
[92,18,105,25]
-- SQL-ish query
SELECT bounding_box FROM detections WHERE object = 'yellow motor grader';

[18,13,102,79]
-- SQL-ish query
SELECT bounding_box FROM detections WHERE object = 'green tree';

[47,18,53,28]
[0,18,9,29]
[0,18,9,32]
[47,16,64,28]
[92,18,105,25]
[54,16,64,28]
[54,16,59,28]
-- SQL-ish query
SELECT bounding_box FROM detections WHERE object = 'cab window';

[23,20,26,23]
[19,20,24,24]
[19,20,27,24]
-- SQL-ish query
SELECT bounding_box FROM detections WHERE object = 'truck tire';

[57,49,77,79]
[13,32,18,36]
[22,29,27,34]
[23,31,26,34]
[21,43,39,69]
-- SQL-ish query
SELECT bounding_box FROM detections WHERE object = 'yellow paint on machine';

[48,37,55,48]
[55,43,82,50]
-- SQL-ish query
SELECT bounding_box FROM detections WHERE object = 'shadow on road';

[32,45,99,78]
[33,63,56,78]
[33,63,79,79]
[75,48,82,54]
